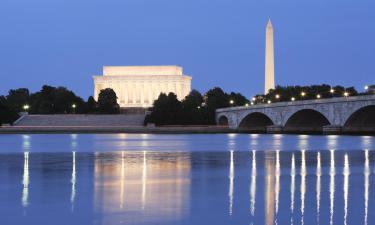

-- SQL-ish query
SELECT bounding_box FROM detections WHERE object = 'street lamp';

[330,89,335,94]
[252,97,256,102]
[291,97,295,101]
[72,104,76,114]
[365,85,369,91]
[23,104,30,111]
[275,94,280,99]
[316,94,321,99]
[301,92,306,97]
[250,102,254,105]
[245,103,249,107]
[344,92,349,97]
[267,100,271,104]
[197,106,201,109]
[229,100,234,105]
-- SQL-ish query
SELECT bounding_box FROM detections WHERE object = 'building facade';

[93,66,192,108]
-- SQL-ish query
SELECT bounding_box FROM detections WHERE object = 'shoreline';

[0,126,374,136]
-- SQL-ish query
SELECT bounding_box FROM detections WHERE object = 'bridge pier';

[322,125,342,135]
[266,125,283,134]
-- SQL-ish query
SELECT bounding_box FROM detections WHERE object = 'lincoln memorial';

[93,66,192,108]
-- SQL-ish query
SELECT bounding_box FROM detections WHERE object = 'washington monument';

[264,19,275,94]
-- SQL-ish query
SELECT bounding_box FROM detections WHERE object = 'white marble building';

[93,66,192,108]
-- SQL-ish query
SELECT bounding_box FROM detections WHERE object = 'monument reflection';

[93,151,191,225]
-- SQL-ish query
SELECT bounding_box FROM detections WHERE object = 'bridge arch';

[217,115,229,126]
[343,105,375,132]
[238,112,274,132]
[284,109,331,133]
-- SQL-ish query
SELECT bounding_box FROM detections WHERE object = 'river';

[0,134,374,225]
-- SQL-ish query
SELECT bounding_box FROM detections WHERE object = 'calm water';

[0,134,374,225]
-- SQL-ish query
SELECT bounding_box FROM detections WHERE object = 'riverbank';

[0,126,236,134]
[0,126,374,135]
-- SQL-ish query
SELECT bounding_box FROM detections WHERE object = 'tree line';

[144,88,249,125]
[0,83,367,126]
[144,84,365,125]
[0,85,120,125]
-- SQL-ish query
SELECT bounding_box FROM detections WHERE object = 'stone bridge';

[216,95,375,134]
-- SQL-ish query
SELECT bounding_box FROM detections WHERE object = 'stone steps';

[14,114,145,127]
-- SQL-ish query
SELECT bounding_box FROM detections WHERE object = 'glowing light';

[72,104,76,108]
[245,103,249,107]
[344,92,349,97]
[267,100,272,104]
[23,104,30,110]
[229,100,234,105]
[316,94,321,99]
[275,94,280,99]
[291,97,295,101]
[365,85,369,90]
[252,97,256,101]
[301,92,306,97]
[197,106,201,109]
[251,102,254,105]
[330,89,335,93]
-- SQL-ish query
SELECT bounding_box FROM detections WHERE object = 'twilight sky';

[0,0,374,99]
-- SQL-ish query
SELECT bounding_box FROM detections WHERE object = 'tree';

[28,85,85,114]
[181,90,205,124]
[0,96,19,125]
[6,88,30,112]
[260,84,360,103]
[97,88,120,114]
[145,92,183,125]
[204,87,229,124]
[228,92,249,106]
[86,96,98,113]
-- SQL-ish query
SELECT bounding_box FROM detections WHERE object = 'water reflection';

[290,154,296,225]
[22,152,29,208]
[0,144,374,225]
[71,151,76,208]
[93,152,191,224]
[228,150,234,216]
[250,150,256,216]
[142,151,147,209]
[343,154,350,225]
[22,135,31,151]
[330,149,335,225]
[300,150,306,225]
[364,150,370,225]
[316,152,321,224]
[265,151,275,225]
[274,150,280,225]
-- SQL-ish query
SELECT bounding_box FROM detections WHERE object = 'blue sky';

[0,0,374,99]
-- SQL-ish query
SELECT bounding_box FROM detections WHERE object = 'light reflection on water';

[0,134,374,225]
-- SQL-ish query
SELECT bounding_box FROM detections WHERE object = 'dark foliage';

[29,85,86,114]
[97,88,120,114]
[0,96,19,125]
[254,84,360,104]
